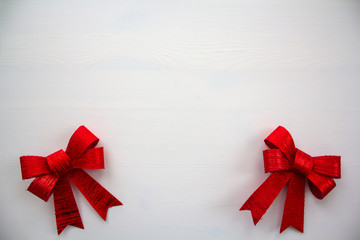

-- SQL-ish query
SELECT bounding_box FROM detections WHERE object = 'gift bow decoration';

[20,126,122,234]
[240,126,341,233]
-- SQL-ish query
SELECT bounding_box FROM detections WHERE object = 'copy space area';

[0,1,359,239]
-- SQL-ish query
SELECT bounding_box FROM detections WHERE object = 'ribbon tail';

[53,175,84,235]
[240,172,291,225]
[69,169,122,220]
[280,173,305,233]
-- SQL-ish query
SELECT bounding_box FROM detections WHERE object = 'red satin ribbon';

[20,126,122,234]
[240,126,341,233]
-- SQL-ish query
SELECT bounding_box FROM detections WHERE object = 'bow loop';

[66,125,99,160]
[20,156,52,179]
[307,172,336,199]
[27,173,59,201]
[72,147,105,169]
[312,156,341,178]
[264,126,296,162]
[263,149,290,173]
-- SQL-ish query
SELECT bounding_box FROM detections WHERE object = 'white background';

[0,0,359,239]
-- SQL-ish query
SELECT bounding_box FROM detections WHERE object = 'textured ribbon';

[20,126,122,234]
[240,126,341,233]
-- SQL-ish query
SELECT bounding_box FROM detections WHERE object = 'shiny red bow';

[240,126,341,233]
[20,126,122,234]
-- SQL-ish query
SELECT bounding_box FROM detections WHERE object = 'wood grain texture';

[0,0,360,239]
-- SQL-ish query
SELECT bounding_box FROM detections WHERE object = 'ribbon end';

[99,199,123,220]
[57,221,84,235]
[27,186,51,202]
[280,224,304,233]
[54,176,84,235]
[240,172,292,227]
[69,169,123,221]
[280,173,305,234]
[239,205,261,225]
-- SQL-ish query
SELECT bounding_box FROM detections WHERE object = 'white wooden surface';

[1,0,360,239]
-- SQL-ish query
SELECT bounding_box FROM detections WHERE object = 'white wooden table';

[1,1,359,239]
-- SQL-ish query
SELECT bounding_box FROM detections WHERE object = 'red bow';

[20,126,122,234]
[240,126,341,233]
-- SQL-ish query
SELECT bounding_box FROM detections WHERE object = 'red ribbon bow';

[20,126,122,234]
[240,126,341,233]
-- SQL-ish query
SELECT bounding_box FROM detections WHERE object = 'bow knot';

[241,126,341,233]
[47,150,73,176]
[20,126,122,234]
[293,149,313,176]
